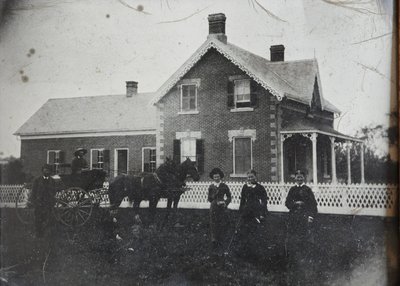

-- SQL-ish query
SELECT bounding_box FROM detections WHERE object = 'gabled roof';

[150,38,340,114]
[15,93,156,136]
[266,60,340,113]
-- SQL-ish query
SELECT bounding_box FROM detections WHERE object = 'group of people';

[207,167,318,257]
[31,148,318,255]
[31,148,89,237]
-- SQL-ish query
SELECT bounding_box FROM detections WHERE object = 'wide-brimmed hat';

[74,148,87,156]
[209,167,224,179]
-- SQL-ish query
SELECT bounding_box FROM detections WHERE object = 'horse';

[108,158,200,222]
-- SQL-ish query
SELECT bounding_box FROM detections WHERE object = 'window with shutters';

[143,147,156,172]
[234,79,251,107]
[233,137,252,175]
[173,132,204,173]
[47,150,62,174]
[180,84,197,112]
[91,149,105,169]
[228,77,257,111]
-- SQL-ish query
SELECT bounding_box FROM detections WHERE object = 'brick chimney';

[126,81,138,97]
[270,45,285,62]
[207,13,227,44]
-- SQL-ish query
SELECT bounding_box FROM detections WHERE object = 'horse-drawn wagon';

[15,169,107,227]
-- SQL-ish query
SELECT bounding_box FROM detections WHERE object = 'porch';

[280,121,364,184]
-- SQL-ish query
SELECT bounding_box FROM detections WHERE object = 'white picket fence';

[0,182,398,217]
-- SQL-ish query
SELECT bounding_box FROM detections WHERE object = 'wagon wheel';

[15,185,35,225]
[54,187,93,227]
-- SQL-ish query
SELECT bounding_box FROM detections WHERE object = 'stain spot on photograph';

[137,5,144,12]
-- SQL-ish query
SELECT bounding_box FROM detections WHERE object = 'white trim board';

[141,147,156,172]
[19,130,156,140]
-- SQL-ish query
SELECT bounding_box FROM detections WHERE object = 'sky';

[0,0,396,158]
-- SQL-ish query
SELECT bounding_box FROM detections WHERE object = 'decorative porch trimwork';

[280,131,364,185]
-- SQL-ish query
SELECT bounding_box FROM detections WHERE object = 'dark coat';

[285,184,318,217]
[239,183,268,219]
[31,176,56,208]
[208,182,232,244]
[71,156,88,174]
[208,183,232,205]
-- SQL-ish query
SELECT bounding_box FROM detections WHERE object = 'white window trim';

[178,110,200,115]
[142,147,156,172]
[90,148,105,170]
[230,107,254,113]
[227,78,253,112]
[176,131,202,140]
[179,83,198,113]
[234,79,251,103]
[46,150,60,164]
[231,136,253,177]
[176,131,201,163]
[114,148,129,177]
[47,150,61,174]
[228,129,256,142]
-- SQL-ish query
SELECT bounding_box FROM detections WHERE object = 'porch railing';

[0,182,397,217]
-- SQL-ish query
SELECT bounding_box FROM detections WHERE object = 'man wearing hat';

[207,167,232,252]
[71,148,88,175]
[31,164,56,238]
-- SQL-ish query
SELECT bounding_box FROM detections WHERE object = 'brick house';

[15,89,157,179]
[15,13,363,183]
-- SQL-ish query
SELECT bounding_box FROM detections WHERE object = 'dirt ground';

[0,208,398,286]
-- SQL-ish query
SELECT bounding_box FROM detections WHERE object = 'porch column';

[329,136,337,183]
[311,133,318,184]
[360,142,365,184]
[346,140,351,184]
[280,134,285,183]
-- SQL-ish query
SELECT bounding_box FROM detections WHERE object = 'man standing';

[31,164,56,238]
[71,148,88,175]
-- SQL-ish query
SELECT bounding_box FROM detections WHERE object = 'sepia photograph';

[0,0,398,285]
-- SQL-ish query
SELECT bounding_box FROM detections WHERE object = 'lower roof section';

[19,129,156,140]
[281,118,362,142]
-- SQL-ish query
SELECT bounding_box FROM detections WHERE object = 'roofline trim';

[280,130,363,142]
[17,130,156,140]
[284,94,340,114]
[150,39,283,105]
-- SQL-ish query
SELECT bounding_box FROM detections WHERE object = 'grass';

[0,208,398,285]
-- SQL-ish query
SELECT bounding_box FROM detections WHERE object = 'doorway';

[114,148,129,177]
